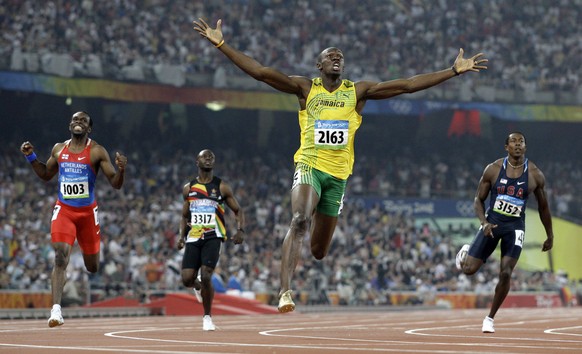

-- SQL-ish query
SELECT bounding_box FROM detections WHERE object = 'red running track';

[1,307,581,353]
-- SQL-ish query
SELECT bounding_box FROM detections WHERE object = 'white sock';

[52,304,61,311]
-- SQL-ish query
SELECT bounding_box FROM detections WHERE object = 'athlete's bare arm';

[193,18,314,105]
[474,161,501,236]
[92,143,126,189]
[220,181,245,245]
[177,182,191,250]
[356,49,487,104]
[20,141,61,181]
[530,164,554,251]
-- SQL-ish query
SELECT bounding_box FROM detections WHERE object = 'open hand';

[452,48,488,75]
[193,18,224,46]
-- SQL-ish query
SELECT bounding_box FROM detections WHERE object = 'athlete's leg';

[77,204,102,274]
[181,241,202,287]
[82,252,100,273]
[181,268,197,287]
[279,184,319,296]
[194,238,221,317]
[460,228,497,275]
[199,264,214,316]
[181,265,203,303]
[310,212,338,260]
[460,254,484,275]
[51,242,72,306]
[488,255,518,319]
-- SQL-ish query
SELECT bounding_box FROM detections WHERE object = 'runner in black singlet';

[456,132,554,333]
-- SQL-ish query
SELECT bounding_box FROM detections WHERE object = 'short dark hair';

[505,131,526,145]
[317,47,342,63]
[73,111,93,127]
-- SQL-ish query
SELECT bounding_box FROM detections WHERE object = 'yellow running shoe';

[278,290,295,313]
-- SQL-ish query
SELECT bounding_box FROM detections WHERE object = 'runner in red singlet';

[20,111,127,328]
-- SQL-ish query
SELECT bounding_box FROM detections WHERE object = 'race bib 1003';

[60,178,89,199]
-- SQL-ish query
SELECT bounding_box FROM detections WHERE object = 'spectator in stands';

[177,149,245,331]
[20,111,127,328]
[62,279,84,307]
[455,132,554,333]
[193,17,488,313]
[2,128,578,311]
[4,1,582,95]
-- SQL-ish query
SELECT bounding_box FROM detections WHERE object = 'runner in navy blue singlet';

[455,132,554,333]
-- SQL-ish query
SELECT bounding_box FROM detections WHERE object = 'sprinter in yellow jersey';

[194,18,488,313]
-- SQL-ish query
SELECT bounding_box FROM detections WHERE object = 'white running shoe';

[202,315,216,331]
[482,316,495,333]
[277,290,295,313]
[48,306,64,328]
[455,244,470,270]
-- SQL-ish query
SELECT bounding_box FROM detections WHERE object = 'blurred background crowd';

[1,0,581,98]
[1,135,580,307]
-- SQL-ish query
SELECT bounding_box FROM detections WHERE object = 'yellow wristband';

[215,39,225,48]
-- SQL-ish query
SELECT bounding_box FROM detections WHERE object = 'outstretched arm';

[358,48,488,100]
[193,18,310,95]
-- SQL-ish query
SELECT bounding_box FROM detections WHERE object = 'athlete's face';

[69,112,92,136]
[317,48,344,75]
[196,150,215,171]
[505,133,526,157]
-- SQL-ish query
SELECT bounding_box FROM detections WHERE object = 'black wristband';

[451,66,460,76]
[237,228,245,233]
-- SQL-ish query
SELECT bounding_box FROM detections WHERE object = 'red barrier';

[87,292,279,316]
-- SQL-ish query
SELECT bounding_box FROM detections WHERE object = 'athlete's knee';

[82,253,100,273]
[53,249,68,269]
[460,254,484,275]
[311,246,327,260]
[181,275,194,287]
[180,269,195,287]
[498,268,513,283]
[461,262,479,275]
[289,212,310,235]
[85,262,99,273]
[200,269,213,286]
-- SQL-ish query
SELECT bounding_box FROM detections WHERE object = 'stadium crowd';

[1,134,580,307]
[1,0,581,94]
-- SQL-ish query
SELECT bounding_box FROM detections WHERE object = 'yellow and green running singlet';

[293,78,361,180]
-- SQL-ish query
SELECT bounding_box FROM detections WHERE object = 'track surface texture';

[1,308,582,353]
